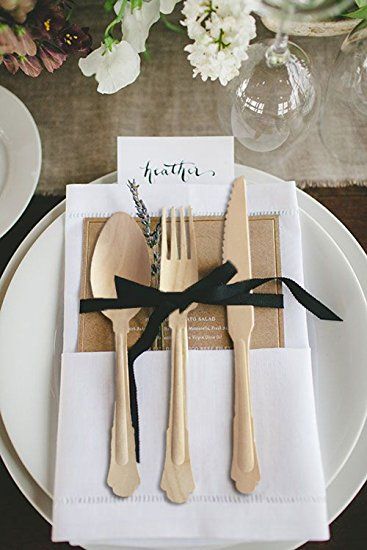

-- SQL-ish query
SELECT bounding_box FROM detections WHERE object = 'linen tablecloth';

[1,2,366,192]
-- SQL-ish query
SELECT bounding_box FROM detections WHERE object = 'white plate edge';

[0,86,42,238]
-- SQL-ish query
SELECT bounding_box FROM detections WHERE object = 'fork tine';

[188,207,197,261]
[170,207,179,259]
[161,208,168,260]
[180,208,188,259]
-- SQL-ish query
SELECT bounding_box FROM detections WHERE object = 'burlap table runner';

[1,1,366,194]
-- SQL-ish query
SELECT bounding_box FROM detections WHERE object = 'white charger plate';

[0,86,42,238]
[0,167,366,550]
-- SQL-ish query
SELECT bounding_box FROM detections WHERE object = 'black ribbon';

[80,261,342,461]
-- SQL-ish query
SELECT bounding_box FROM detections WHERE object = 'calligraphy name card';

[117,136,234,186]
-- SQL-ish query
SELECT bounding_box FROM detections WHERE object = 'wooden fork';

[160,207,198,504]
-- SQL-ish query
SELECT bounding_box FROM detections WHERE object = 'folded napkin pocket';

[54,180,331,544]
[53,347,329,543]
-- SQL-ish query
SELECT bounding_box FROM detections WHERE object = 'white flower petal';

[114,0,123,15]
[117,0,160,53]
[160,0,180,14]
[78,45,105,76]
[95,41,141,94]
[182,0,258,85]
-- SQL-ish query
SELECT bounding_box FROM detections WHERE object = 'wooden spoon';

[90,212,151,497]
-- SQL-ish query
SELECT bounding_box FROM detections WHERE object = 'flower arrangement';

[0,0,92,76]
[0,0,258,90]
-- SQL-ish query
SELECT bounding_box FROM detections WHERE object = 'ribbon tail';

[220,276,342,321]
[128,302,177,462]
[128,358,140,463]
[280,278,342,321]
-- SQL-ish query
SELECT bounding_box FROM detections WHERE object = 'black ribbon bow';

[80,261,342,461]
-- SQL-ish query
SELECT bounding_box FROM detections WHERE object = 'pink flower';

[14,25,37,56]
[0,23,19,54]
[3,53,20,74]
[38,43,66,73]
[18,54,42,77]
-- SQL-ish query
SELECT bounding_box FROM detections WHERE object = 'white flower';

[182,0,258,86]
[160,0,181,14]
[79,41,140,94]
[115,0,160,53]
[114,0,180,53]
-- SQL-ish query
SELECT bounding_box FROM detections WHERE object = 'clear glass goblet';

[218,35,318,153]
[218,0,354,154]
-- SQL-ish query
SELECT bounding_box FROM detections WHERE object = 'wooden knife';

[223,176,260,493]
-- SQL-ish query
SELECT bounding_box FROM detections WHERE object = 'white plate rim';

[0,86,42,238]
[0,168,366,550]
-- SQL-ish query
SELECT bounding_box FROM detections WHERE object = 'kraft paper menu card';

[117,136,234,186]
[78,214,284,353]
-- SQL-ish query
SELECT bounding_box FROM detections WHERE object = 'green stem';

[104,0,128,41]
[215,28,229,50]
[161,14,184,34]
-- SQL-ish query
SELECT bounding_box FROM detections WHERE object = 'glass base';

[218,40,319,153]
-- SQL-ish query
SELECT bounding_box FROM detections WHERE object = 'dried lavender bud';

[127,179,161,279]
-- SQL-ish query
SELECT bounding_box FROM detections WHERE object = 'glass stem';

[273,31,289,55]
[265,1,292,68]
[265,29,290,68]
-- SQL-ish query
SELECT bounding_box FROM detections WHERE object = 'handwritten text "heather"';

[141,160,216,184]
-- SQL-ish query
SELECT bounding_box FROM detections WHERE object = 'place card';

[78,215,284,352]
[118,136,234,186]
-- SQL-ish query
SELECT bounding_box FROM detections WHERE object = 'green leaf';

[355,0,367,8]
[104,0,117,13]
[346,5,367,18]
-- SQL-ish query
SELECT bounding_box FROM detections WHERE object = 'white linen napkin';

[52,181,329,544]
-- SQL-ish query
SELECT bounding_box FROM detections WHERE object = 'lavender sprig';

[127,179,161,276]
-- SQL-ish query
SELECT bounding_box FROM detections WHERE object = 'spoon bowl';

[91,212,151,327]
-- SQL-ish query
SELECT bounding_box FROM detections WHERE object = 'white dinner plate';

[0,167,366,550]
[0,86,42,238]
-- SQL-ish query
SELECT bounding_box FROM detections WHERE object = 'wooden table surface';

[0,186,366,549]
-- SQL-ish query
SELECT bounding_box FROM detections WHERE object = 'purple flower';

[31,0,66,40]
[38,43,66,73]
[58,24,92,56]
